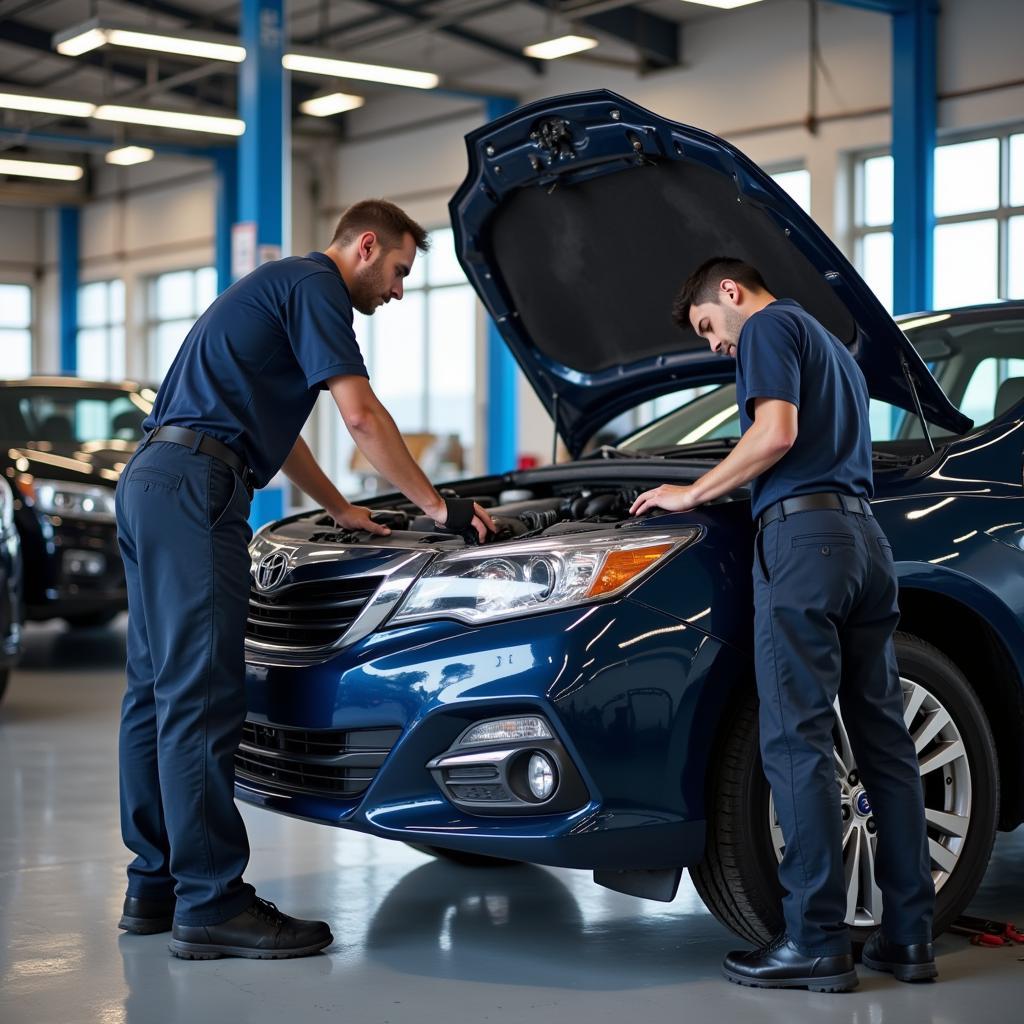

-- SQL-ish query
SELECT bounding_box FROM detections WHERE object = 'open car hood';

[449,90,972,457]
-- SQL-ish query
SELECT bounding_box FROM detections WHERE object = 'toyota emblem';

[255,551,290,591]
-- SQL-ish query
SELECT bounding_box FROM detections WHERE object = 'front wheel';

[691,632,999,946]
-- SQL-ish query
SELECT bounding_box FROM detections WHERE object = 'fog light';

[63,549,106,577]
[527,752,556,800]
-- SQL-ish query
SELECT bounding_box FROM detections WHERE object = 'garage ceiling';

[0,0,779,143]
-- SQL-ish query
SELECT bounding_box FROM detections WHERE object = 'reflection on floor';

[1,619,1021,1024]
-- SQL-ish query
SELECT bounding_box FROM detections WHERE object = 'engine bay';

[291,480,670,549]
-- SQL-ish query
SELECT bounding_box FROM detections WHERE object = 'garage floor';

[2,621,1021,1024]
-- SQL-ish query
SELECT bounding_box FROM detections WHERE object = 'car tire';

[405,843,521,868]
[690,631,999,946]
[63,609,121,630]
[0,668,8,705]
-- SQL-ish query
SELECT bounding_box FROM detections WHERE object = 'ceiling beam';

[524,0,679,70]
[343,0,544,73]
[0,18,323,118]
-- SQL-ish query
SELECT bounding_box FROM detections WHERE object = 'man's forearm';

[343,404,443,517]
[280,436,348,515]
[690,427,792,505]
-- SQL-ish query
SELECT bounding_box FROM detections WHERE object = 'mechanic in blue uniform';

[115,199,494,960]
[631,258,936,991]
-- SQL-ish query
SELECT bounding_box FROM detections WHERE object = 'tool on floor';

[949,915,1024,947]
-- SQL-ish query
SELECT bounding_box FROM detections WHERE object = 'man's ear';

[720,278,741,304]
[357,230,377,262]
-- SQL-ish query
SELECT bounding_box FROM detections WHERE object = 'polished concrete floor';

[1,619,1022,1024]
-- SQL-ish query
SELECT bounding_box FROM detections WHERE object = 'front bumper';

[19,509,126,620]
[238,599,745,871]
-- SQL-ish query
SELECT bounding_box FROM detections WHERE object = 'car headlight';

[391,529,699,626]
[31,478,116,522]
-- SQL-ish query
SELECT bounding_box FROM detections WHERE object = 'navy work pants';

[753,505,934,954]
[115,438,255,925]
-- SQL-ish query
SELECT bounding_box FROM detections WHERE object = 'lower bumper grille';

[235,721,401,798]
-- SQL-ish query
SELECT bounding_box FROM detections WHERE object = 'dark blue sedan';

[237,92,1023,946]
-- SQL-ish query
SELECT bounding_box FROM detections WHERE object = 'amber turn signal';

[587,543,674,598]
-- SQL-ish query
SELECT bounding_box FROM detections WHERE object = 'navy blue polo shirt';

[735,298,873,521]
[145,252,367,488]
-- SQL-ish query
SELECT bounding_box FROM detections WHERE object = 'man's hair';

[671,257,769,329]
[331,198,430,253]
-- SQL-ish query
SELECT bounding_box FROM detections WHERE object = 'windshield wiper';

[583,445,659,460]
[639,438,741,458]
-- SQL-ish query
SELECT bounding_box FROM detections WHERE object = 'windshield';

[0,386,154,444]
[617,312,1024,453]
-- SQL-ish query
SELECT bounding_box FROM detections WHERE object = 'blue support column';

[239,0,288,262]
[890,0,937,314]
[58,206,79,375]
[485,97,519,473]
[239,0,288,528]
[213,147,238,295]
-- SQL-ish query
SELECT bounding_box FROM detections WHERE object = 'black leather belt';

[147,425,255,498]
[759,492,872,529]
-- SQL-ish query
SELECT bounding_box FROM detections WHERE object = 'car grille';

[245,577,382,650]
[235,721,402,797]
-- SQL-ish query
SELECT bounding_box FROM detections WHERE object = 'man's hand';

[432,499,496,544]
[327,502,391,537]
[630,484,702,516]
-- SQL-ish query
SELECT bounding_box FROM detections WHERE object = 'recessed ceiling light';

[94,105,245,136]
[523,35,598,60]
[54,19,245,62]
[0,91,96,117]
[283,52,439,90]
[299,92,366,117]
[0,157,84,181]
[105,146,155,166]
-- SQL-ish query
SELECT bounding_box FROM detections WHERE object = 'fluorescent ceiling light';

[523,35,598,60]
[0,91,96,117]
[283,52,439,90]
[679,0,764,8]
[55,20,245,61]
[105,28,244,62]
[105,146,155,166]
[55,26,107,56]
[94,104,245,136]
[299,92,365,117]
[0,157,83,181]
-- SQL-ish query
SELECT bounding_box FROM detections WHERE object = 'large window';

[854,130,1024,312]
[341,227,477,488]
[769,167,811,215]
[78,280,125,380]
[146,266,217,380]
[0,283,32,379]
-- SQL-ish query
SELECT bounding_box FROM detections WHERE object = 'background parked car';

[1,377,153,628]
[0,475,23,704]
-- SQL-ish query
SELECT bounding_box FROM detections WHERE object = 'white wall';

[4,0,1023,469]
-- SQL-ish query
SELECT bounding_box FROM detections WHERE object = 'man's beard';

[350,260,387,315]
[721,304,747,348]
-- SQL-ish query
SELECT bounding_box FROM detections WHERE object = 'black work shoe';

[119,895,176,934]
[168,897,333,960]
[861,930,937,982]
[723,935,859,992]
